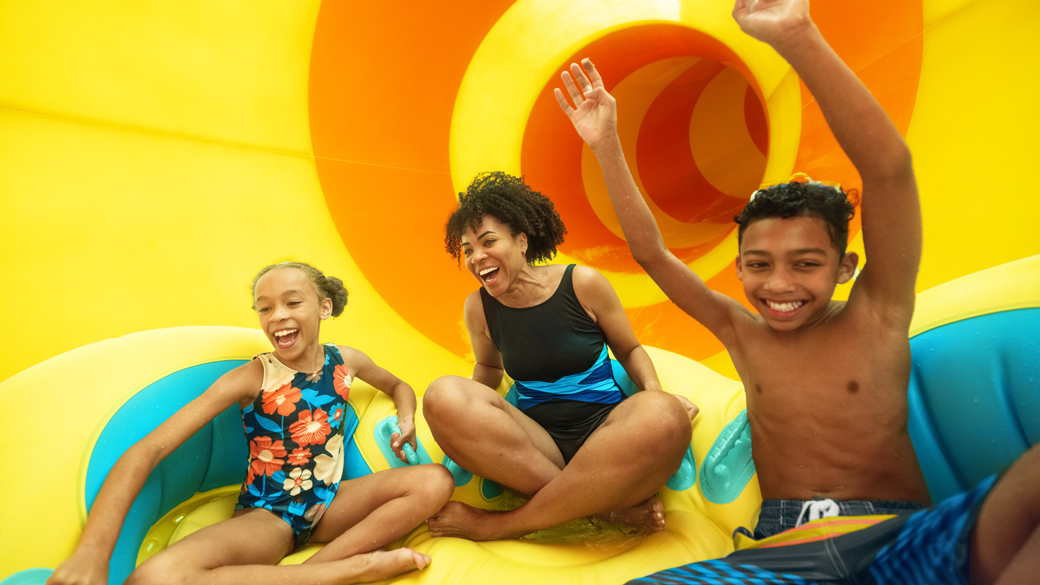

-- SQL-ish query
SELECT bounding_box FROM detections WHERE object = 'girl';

[49,261,455,585]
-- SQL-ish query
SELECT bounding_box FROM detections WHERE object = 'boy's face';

[736,216,858,332]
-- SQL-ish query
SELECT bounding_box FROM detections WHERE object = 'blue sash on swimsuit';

[513,345,624,410]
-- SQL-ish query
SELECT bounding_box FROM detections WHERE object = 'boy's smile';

[736,215,857,332]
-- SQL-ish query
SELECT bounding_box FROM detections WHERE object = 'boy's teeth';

[767,301,803,312]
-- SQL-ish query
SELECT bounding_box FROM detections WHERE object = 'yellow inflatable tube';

[0,326,759,584]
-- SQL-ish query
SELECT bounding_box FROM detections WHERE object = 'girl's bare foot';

[336,548,431,584]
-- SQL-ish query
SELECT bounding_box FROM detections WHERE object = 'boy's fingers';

[581,58,605,89]
[569,62,594,94]
[553,88,575,115]
[560,69,584,104]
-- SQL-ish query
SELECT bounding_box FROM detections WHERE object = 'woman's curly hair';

[735,177,858,256]
[444,172,567,265]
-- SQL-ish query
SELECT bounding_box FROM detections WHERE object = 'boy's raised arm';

[555,61,746,348]
[734,0,921,318]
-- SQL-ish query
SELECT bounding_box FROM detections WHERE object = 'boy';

[556,0,1039,582]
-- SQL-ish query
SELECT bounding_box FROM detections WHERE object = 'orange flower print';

[288,447,312,466]
[243,464,256,488]
[333,365,351,400]
[290,408,331,447]
[262,383,301,417]
[249,436,287,477]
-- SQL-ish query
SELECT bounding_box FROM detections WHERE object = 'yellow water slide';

[2,0,1038,583]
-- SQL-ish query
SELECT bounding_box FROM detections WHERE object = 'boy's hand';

[732,0,813,50]
[391,417,418,463]
[554,59,617,149]
[47,549,107,585]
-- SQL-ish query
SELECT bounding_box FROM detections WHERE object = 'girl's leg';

[305,463,456,563]
[127,508,428,585]
[428,389,691,540]
[423,375,565,495]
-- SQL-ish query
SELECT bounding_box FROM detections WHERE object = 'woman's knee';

[423,376,477,426]
[632,391,692,448]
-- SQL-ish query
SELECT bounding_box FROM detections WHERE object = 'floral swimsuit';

[237,343,352,547]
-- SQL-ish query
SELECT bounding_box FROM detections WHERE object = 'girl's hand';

[732,0,813,50]
[391,417,418,463]
[554,59,617,149]
[47,549,108,585]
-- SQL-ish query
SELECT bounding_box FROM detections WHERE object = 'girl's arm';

[571,266,699,419]
[47,361,261,585]
[339,346,418,463]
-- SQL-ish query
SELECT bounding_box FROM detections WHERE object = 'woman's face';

[459,215,528,296]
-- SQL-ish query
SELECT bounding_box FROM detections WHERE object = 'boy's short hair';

[734,176,858,256]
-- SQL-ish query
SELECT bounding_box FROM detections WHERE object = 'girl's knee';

[128,552,194,585]
[425,463,456,504]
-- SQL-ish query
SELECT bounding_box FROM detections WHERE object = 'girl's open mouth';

[273,328,299,348]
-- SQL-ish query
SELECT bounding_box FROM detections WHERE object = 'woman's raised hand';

[554,59,616,149]
[732,0,812,50]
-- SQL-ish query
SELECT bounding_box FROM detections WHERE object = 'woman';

[425,172,697,541]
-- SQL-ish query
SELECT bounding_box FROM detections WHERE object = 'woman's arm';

[571,266,698,418]
[341,346,418,462]
[463,291,505,389]
[47,361,261,585]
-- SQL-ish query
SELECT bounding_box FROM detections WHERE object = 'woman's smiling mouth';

[479,266,499,284]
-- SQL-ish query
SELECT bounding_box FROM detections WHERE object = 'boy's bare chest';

[734,318,911,412]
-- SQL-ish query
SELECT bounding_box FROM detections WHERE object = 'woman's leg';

[304,463,455,563]
[423,375,565,495]
[127,508,429,585]
[429,389,692,540]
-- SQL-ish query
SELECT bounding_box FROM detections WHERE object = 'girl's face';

[459,215,528,297]
[253,267,332,369]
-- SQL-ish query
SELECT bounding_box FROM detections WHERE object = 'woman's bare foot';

[428,501,515,541]
[597,496,666,535]
[335,549,431,584]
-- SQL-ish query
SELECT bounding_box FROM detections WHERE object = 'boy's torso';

[729,300,931,505]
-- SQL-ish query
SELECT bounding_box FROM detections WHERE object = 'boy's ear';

[319,296,333,320]
[735,255,744,281]
[837,251,859,284]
